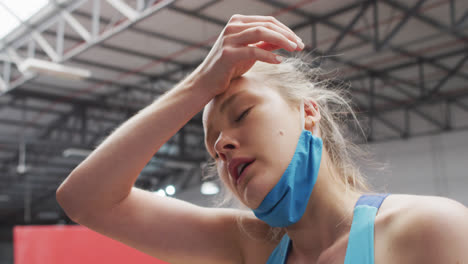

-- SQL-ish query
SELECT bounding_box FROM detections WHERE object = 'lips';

[228,157,256,185]
[236,161,254,185]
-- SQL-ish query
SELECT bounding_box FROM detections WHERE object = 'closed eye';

[212,106,253,159]
[236,107,252,122]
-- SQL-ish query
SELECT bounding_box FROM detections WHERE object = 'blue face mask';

[252,99,323,227]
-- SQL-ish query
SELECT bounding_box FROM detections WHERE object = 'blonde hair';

[202,53,382,242]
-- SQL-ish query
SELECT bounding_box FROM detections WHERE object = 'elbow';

[56,183,86,223]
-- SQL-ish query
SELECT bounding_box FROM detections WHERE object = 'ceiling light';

[63,148,92,158]
[201,181,219,195]
[165,185,176,196]
[0,78,6,91]
[18,58,91,80]
[16,164,28,175]
[0,194,10,202]
[154,189,166,197]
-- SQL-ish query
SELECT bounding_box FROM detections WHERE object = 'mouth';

[228,157,256,187]
[236,160,254,185]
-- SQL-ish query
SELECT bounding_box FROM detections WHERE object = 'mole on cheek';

[279,130,284,136]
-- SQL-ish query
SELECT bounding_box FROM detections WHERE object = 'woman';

[56,14,468,263]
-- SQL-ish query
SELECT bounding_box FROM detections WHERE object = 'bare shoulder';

[377,194,468,264]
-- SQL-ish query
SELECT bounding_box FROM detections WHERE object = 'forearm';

[56,69,212,220]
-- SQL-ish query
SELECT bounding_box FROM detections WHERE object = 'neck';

[284,150,361,259]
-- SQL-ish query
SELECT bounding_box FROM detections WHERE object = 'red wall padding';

[14,225,168,264]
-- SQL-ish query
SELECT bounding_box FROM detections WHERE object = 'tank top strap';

[266,233,291,264]
[344,193,390,264]
[355,193,390,208]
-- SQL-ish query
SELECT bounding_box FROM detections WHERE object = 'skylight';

[0,0,49,40]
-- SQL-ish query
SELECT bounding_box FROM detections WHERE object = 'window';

[0,0,49,40]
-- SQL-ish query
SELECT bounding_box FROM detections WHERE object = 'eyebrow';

[220,90,246,114]
[206,91,248,150]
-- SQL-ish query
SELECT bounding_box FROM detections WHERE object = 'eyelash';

[213,107,252,159]
[236,107,251,122]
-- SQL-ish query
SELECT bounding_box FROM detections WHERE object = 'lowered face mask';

[252,99,323,227]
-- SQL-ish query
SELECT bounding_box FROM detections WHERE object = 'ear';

[303,99,321,132]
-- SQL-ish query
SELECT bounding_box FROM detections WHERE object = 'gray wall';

[0,228,13,264]
[0,242,12,264]
[364,129,468,206]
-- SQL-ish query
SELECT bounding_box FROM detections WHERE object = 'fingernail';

[288,40,297,50]
[298,41,305,49]
[296,36,302,43]
[276,55,284,62]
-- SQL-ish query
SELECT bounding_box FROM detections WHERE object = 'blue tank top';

[265,193,390,264]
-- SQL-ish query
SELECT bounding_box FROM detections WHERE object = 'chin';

[242,175,276,210]
[241,198,262,211]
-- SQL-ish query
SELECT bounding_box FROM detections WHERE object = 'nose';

[214,132,238,161]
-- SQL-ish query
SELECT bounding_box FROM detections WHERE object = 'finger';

[225,22,302,48]
[231,15,300,41]
[231,46,283,65]
[252,41,281,51]
[226,26,298,52]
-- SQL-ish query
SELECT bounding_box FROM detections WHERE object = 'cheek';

[241,130,301,209]
[253,129,301,202]
[252,110,300,169]
[217,164,239,195]
[216,164,229,183]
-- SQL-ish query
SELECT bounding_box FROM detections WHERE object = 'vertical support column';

[18,98,27,176]
[0,76,6,91]
[137,0,145,11]
[404,107,410,139]
[310,21,320,67]
[19,98,31,223]
[81,107,87,145]
[67,116,74,143]
[368,76,375,142]
[92,0,101,40]
[450,0,455,27]
[179,126,186,156]
[125,86,132,118]
[56,16,65,59]
[28,39,36,58]
[418,59,425,97]
[373,0,379,51]
[3,61,11,90]
[444,100,451,131]
[24,177,31,224]
[311,22,317,51]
